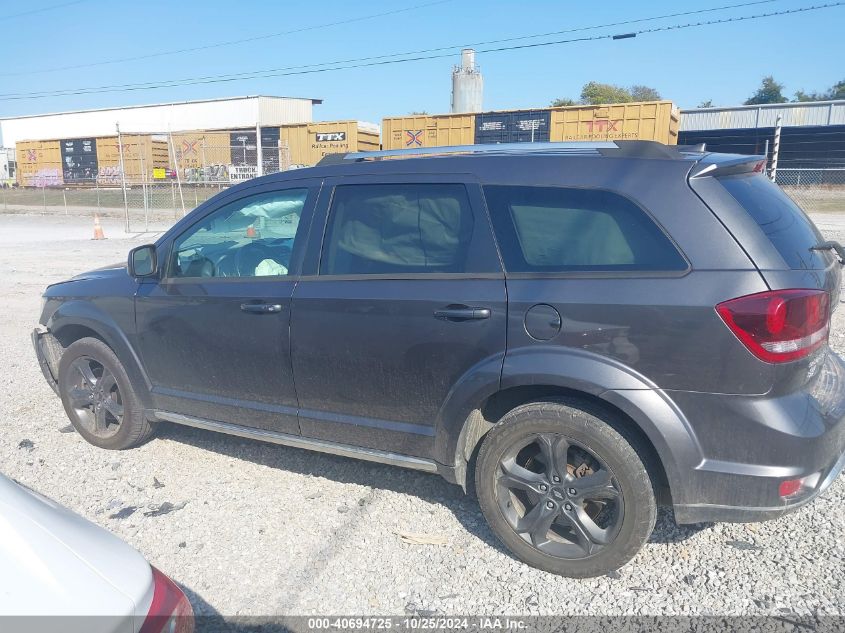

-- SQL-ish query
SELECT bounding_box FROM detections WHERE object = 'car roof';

[243,140,761,186]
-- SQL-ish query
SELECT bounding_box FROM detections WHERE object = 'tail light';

[139,566,194,633]
[716,289,830,363]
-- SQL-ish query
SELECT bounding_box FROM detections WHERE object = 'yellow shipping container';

[381,101,679,150]
[16,140,63,186]
[280,121,380,166]
[170,131,232,170]
[96,134,168,183]
[381,114,475,151]
[549,101,679,145]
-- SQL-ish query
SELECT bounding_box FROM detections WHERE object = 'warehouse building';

[679,100,845,168]
[0,95,321,147]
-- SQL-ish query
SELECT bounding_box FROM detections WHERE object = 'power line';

[0,0,781,79]
[0,0,454,77]
[0,0,88,21]
[1,2,841,102]
[0,0,798,98]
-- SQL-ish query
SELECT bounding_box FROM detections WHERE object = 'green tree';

[630,85,661,101]
[794,79,844,102]
[697,99,714,108]
[744,76,788,105]
[550,98,577,107]
[409,110,428,115]
[580,82,633,105]
[830,79,845,100]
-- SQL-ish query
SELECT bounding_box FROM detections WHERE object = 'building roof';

[0,95,322,122]
[680,100,845,131]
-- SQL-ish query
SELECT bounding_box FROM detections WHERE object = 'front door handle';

[433,306,492,321]
[240,303,283,314]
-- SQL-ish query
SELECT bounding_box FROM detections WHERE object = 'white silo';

[451,48,483,113]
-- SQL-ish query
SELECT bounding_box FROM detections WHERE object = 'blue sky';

[0,0,842,122]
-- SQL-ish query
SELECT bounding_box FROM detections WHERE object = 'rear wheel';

[475,400,656,577]
[58,337,155,450]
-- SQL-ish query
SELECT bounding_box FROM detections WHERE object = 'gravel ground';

[2,213,844,618]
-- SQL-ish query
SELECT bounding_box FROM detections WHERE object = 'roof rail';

[336,141,619,163]
[316,140,702,166]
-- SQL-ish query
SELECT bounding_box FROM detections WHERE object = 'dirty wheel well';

[459,385,671,504]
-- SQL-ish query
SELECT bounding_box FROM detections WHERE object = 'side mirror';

[128,244,158,278]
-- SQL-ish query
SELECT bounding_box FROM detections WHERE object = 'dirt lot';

[2,213,844,618]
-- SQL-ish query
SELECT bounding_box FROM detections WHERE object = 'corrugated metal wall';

[0,96,316,147]
[678,125,845,168]
[681,101,845,131]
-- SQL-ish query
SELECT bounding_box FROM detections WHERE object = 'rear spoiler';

[690,155,767,178]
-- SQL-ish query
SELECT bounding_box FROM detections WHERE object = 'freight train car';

[382,101,679,150]
[279,121,380,166]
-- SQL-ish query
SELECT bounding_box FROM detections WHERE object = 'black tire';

[58,337,156,450]
[475,399,656,577]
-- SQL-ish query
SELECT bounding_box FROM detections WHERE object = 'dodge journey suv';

[33,141,845,577]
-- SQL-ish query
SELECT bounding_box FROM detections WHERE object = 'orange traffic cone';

[246,224,257,238]
[93,214,105,240]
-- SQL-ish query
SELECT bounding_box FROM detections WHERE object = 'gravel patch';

[1,214,843,617]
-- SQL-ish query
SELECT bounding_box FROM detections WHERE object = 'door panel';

[134,181,320,434]
[290,176,506,458]
[291,278,506,457]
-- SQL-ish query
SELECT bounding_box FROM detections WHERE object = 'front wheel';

[475,400,657,577]
[58,337,156,450]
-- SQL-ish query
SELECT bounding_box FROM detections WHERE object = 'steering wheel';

[234,241,292,277]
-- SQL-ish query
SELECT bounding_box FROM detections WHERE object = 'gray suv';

[33,141,845,577]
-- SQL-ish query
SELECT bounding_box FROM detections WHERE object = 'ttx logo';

[584,120,621,132]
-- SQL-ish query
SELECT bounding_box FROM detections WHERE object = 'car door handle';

[240,303,283,314]
[433,306,492,321]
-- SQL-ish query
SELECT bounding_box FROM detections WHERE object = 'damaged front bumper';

[32,326,61,395]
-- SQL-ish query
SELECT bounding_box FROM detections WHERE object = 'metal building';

[0,95,321,147]
[679,100,845,167]
[451,49,483,114]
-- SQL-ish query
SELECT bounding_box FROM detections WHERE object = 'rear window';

[719,174,826,270]
[484,185,687,273]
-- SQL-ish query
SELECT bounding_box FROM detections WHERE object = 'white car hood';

[0,476,153,632]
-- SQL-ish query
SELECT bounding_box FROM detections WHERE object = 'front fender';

[45,300,153,409]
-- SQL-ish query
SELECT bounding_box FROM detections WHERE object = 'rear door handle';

[433,306,492,321]
[240,303,283,314]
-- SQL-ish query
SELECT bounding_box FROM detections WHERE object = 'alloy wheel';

[66,356,124,439]
[495,433,624,559]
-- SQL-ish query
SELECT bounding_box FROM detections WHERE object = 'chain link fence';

[776,168,845,215]
[2,133,295,233]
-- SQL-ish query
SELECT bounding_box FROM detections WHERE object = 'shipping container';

[170,131,232,170]
[60,137,98,184]
[95,134,168,184]
[16,140,63,187]
[280,120,380,165]
[381,101,679,150]
[549,101,679,145]
[381,114,475,150]
[475,110,552,144]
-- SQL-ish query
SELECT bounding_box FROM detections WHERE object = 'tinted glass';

[719,174,827,270]
[170,188,308,278]
[321,184,475,275]
[484,185,687,272]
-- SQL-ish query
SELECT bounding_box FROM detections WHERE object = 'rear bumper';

[674,449,845,523]
[668,350,845,524]
[32,326,60,395]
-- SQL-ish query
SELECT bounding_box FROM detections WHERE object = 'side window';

[320,184,475,275]
[484,185,687,273]
[170,188,309,278]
